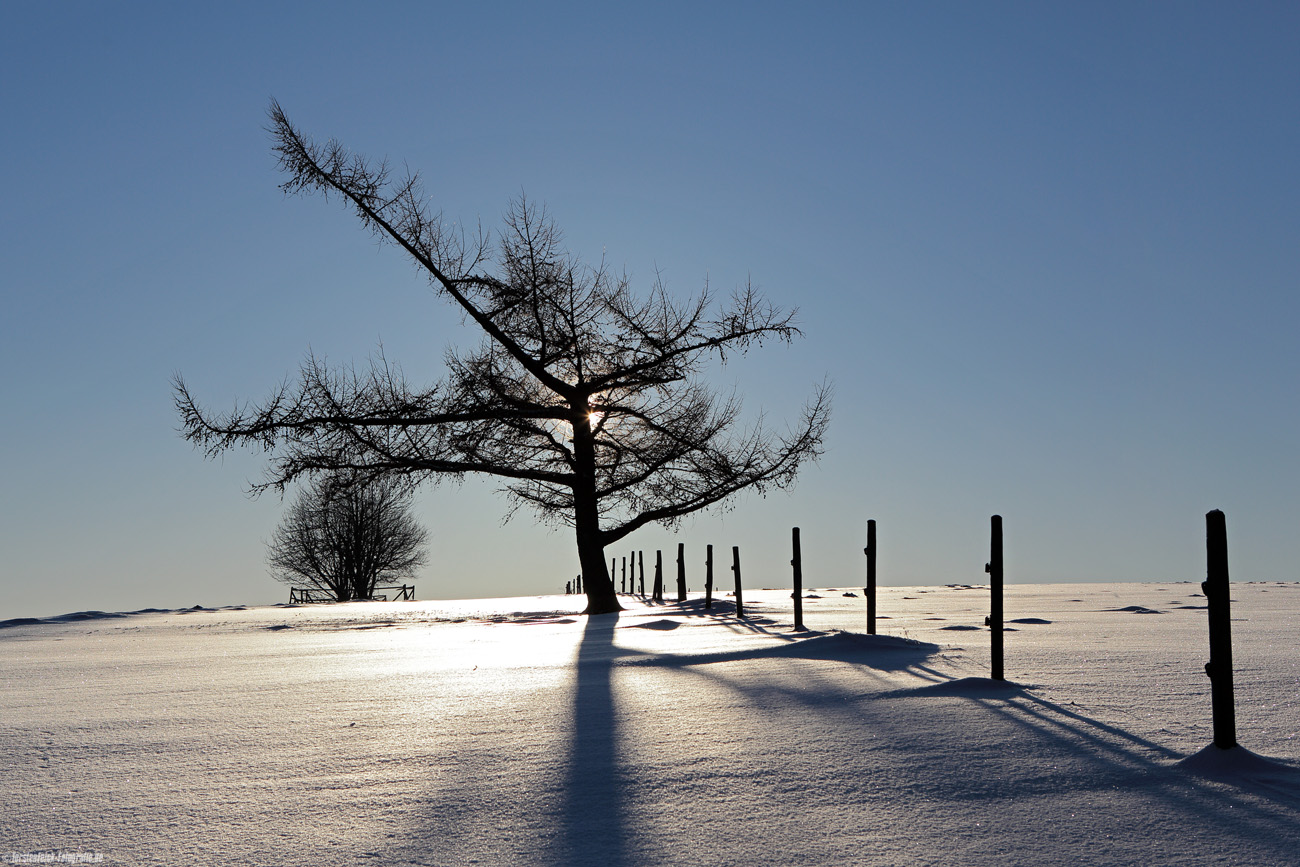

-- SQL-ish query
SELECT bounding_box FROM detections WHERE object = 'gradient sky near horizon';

[3,2,1298,618]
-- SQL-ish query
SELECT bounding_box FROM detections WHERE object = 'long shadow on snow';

[959,682,1300,844]
[614,622,1300,861]
[618,629,942,674]
[870,671,1300,857]
[395,608,1300,865]
[557,611,629,867]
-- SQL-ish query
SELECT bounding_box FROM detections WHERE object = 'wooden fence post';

[621,556,627,594]
[676,542,687,602]
[638,551,645,596]
[791,527,806,631]
[988,515,1004,681]
[1204,509,1238,749]
[732,546,745,618]
[653,550,664,602]
[705,544,714,610]
[865,519,877,635]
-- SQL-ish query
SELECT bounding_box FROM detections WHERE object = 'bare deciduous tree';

[268,476,428,602]
[175,101,831,614]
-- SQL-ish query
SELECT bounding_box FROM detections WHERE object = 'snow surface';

[2,583,1299,866]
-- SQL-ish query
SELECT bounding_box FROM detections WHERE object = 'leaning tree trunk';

[571,407,622,615]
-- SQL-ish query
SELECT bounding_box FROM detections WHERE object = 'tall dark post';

[731,546,745,618]
[988,515,1004,681]
[621,556,627,594]
[865,519,877,635]
[791,527,806,631]
[676,542,687,602]
[705,545,714,610]
[638,551,645,596]
[653,550,664,602]
[576,573,583,595]
[1203,509,1238,749]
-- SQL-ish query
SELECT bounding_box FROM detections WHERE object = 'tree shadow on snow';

[395,610,1300,866]
[618,629,943,675]
[558,611,629,867]
[552,616,944,865]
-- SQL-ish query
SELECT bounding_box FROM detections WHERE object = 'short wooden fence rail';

[289,584,416,604]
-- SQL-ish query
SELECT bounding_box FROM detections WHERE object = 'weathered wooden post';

[864,519,877,635]
[676,542,687,602]
[988,515,1004,681]
[791,527,806,631]
[653,550,664,602]
[1203,509,1238,749]
[638,551,645,596]
[621,556,627,594]
[705,544,714,610]
[576,573,583,595]
[731,546,745,618]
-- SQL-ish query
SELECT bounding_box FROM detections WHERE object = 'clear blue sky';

[3,2,1297,617]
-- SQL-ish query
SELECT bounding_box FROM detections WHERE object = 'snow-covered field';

[3,582,1298,866]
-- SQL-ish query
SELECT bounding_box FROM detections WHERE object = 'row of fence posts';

[566,508,1242,751]
[566,543,749,617]
[560,527,814,634]
[561,526,816,634]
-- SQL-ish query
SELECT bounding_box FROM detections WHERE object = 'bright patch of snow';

[2,583,1298,865]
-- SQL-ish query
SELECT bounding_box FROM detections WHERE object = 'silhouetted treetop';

[175,101,831,613]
